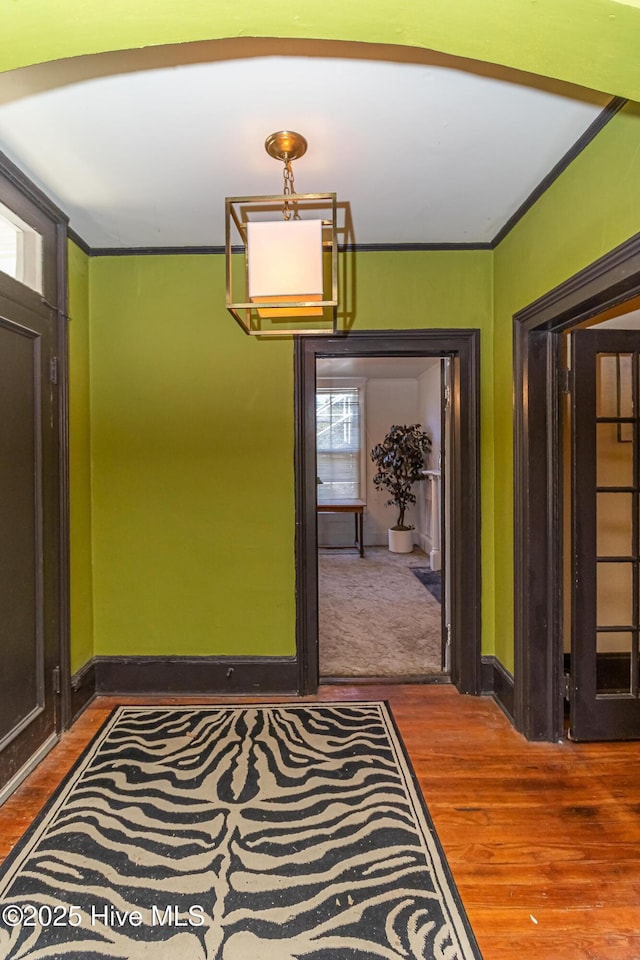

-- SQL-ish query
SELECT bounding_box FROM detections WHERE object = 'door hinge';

[444,623,452,672]
[559,367,572,394]
[49,356,58,384]
[444,385,451,409]
[563,673,571,701]
[52,665,61,695]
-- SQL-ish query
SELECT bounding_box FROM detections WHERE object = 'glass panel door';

[571,331,640,739]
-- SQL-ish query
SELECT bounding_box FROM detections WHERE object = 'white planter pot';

[388,528,413,554]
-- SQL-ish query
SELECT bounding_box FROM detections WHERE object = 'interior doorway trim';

[0,150,70,795]
[513,231,640,741]
[294,329,481,696]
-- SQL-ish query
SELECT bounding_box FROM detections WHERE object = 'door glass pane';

[618,355,633,418]
[597,492,633,557]
[597,422,633,487]
[596,631,632,694]
[596,353,633,418]
[597,562,633,627]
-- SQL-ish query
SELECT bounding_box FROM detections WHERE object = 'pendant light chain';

[282,159,300,221]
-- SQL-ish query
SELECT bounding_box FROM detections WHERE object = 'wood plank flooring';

[1,685,640,959]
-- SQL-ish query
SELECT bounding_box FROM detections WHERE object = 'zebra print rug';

[0,703,481,959]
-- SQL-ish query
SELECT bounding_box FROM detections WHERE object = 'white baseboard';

[418,533,433,554]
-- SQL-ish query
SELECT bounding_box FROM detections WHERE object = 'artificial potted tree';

[370,423,432,553]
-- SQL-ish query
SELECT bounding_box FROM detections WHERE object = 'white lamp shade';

[247,219,323,318]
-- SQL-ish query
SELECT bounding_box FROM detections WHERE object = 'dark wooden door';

[571,329,640,740]
[0,294,61,796]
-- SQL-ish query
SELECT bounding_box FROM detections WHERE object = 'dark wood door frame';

[0,152,70,736]
[513,231,640,741]
[294,329,481,696]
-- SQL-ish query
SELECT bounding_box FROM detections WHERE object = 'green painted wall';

[492,100,640,672]
[86,250,492,658]
[89,255,296,657]
[14,0,638,679]
[2,0,640,100]
[68,240,94,673]
[68,102,640,675]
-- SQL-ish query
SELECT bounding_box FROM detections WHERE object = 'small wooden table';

[317,499,366,557]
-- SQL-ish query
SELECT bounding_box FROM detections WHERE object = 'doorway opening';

[294,330,481,697]
[513,234,640,741]
[315,355,449,682]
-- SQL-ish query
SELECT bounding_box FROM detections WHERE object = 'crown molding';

[491,96,627,248]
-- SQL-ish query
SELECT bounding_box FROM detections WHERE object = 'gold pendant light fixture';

[225,131,338,336]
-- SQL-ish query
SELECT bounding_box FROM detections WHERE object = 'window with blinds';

[316,385,363,502]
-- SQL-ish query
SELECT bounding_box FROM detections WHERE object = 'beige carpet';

[318,546,444,678]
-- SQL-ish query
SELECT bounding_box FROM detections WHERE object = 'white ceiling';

[0,44,609,249]
[317,357,439,380]
[594,309,640,328]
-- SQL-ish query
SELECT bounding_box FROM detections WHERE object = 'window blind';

[316,387,362,502]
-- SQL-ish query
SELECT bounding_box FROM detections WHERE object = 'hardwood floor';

[1,685,640,959]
